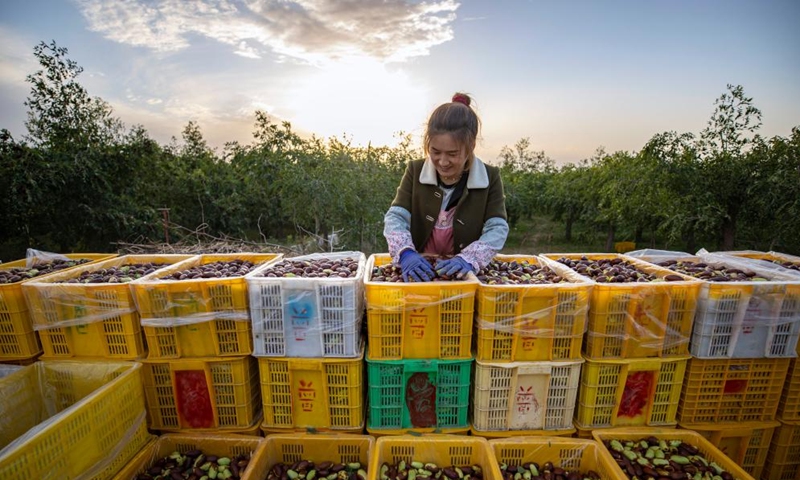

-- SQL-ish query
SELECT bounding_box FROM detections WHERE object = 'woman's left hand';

[435,256,473,279]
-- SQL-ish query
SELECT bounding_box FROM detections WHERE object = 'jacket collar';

[420,157,489,189]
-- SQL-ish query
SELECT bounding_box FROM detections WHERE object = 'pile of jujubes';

[59,263,168,283]
[0,258,92,284]
[163,260,256,280]
[655,260,767,282]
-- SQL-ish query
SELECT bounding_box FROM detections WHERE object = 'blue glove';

[435,256,473,279]
[399,250,436,282]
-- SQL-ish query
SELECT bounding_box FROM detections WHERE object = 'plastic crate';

[0,360,152,480]
[365,254,477,360]
[111,432,267,480]
[142,355,261,430]
[543,254,701,359]
[489,436,622,480]
[156,413,265,437]
[473,427,575,438]
[246,251,366,357]
[131,253,280,358]
[366,356,472,432]
[472,359,582,433]
[369,435,502,480]
[720,250,800,278]
[678,357,791,423]
[778,357,800,422]
[680,421,778,478]
[575,356,689,429]
[634,251,800,358]
[592,427,755,480]
[763,420,800,480]
[0,253,115,360]
[247,433,374,480]
[474,255,591,362]
[22,254,188,359]
[258,343,364,432]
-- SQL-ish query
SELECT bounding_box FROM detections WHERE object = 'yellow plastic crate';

[574,424,677,441]
[22,254,188,359]
[142,355,261,430]
[779,357,800,422]
[679,421,778,478]
[131,253,280,358]
[258,344,364,432]
[0,360,153,480]
[0,253,115,360]
[575,356,689,429]
[592,427,755,480]
[369,435,502,480]
[473,359,582,433]
[678,357,791,423]
[763,420,800,480]
[474,255,591,362]
[111,432,267,480]
[543,254,701,359]
[490,436,623,480]
[614,242,636,254]
[156,413,264,437]
[248,433,375,480]
[365,254,477,360]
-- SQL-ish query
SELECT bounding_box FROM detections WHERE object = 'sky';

[1,0,798,165]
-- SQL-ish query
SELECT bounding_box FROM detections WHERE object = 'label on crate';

[510,373,549,429]
[616,370,655,423]
[406,372,437,427]
[174,369,214,428]
[285,291,316,342]
[407,307,428,341]
[292,370,326,427]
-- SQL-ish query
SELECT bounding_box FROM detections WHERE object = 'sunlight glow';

[285,59,429,148]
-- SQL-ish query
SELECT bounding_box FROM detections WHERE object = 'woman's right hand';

[398,250,436,282]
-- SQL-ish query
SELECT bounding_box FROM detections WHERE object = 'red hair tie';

[452,94,470,106]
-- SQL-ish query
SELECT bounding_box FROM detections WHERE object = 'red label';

[618,371,654,418]
[724,379,748,394]
[521,337,536,351]
[175,370,214,428]
[406,372,437,428]
[515,385,540,414]
[298,379,317,412]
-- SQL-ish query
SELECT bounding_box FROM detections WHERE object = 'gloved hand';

[435,256,473,279]
[399,250,436,282]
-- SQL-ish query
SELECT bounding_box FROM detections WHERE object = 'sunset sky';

[1,0,798,164]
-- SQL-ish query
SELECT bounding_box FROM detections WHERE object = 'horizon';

[1,0,799,165]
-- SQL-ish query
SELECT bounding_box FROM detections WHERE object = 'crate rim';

[541,253,703,285]
[131,252,281,285]
[364,253,479,286]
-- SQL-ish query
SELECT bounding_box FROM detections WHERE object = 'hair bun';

[451,93,470,106]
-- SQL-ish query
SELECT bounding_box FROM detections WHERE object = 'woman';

[383,92,509,282]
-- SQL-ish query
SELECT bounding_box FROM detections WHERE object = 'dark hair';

[423,92,481,163]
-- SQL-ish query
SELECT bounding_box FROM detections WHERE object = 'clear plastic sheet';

[131,253,279,328]
[0,360,147,480]
[24,248,71,268]
[702,249,800,279]
[543,253,702,358]
[628,249,800,358]
[0,364,22,379]
[21,255,191,330]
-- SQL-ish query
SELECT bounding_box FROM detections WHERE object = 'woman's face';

[429,134,469,181]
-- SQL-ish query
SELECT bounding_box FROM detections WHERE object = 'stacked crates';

[630,250,799,478]
[470,255,591,437]
[246,252,367,434]
[131,253,279,434]
[542,254,700,439]
[364,253,476,435]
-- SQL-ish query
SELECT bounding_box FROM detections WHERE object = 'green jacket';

[390,157,507,254]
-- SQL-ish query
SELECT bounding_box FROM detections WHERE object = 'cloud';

[74,0,460,64]
[0,27,39,88]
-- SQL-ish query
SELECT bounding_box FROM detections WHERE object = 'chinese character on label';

[298,379,316,412]
[515,386,539,414]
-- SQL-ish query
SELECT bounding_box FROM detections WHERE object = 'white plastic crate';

[630,250,800,358]
[246,252,366,357]
[472,359,582,433]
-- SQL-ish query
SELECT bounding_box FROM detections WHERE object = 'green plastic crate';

[366,357,472,432]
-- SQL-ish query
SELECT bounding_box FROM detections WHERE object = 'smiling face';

[428,133,469,181]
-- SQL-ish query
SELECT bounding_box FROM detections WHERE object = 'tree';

[24,40,122,150]
[699,84,762,250]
